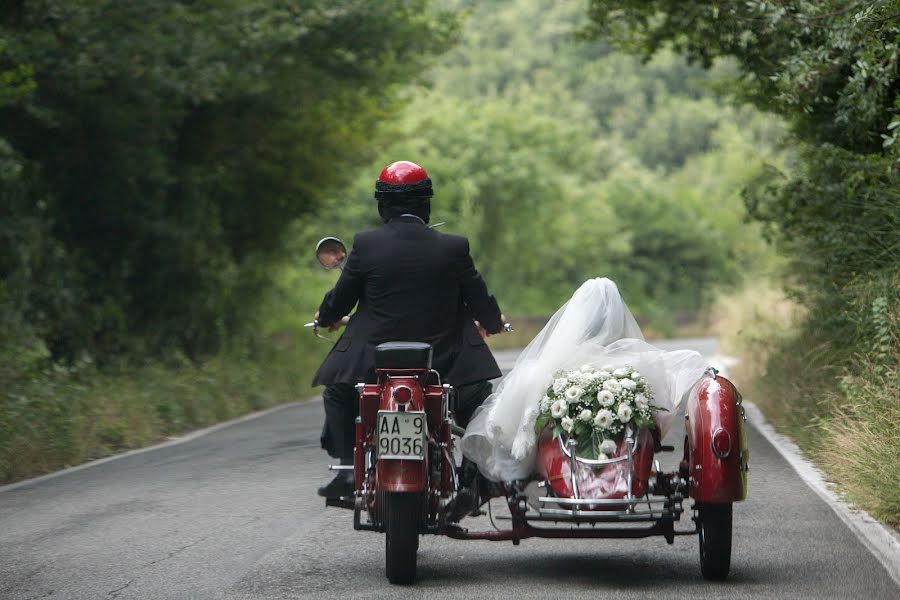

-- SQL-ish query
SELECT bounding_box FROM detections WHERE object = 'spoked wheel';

[383,492,421,585]
[697,503,733,580]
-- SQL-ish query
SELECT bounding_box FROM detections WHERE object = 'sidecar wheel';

[384,492,421,585]
[697,503,732,580]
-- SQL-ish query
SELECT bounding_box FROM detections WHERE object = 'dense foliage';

[0,0,455,364]
[584,0,899,325]
[293,0,781,328]
[583,0,900,523]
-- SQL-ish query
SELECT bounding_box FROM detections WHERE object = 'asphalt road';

[1,338,897,599]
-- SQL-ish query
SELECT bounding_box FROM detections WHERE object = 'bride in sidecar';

[461,277,708,486]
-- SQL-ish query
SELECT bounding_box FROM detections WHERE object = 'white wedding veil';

[461,278,707,482]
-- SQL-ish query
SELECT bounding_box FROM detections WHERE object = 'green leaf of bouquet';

[574,427,596,460]
[590,431,602,459]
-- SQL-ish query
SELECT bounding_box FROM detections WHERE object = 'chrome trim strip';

[539,496,671,507]
[557,433,639,466]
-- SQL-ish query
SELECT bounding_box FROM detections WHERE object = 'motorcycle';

[311,237,748,585]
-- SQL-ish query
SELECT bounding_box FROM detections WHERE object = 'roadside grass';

[714,281,900,526]
[0,331,328,485]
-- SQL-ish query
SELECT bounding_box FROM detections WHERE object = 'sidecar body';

[446,368,748,580]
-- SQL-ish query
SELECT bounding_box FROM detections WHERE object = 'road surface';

[1,338,897,599]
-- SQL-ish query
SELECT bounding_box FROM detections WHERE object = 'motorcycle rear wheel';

[383,492,421,584]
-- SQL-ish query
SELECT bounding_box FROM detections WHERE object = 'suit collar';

[390,214,427,225]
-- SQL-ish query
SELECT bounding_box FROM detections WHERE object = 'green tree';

[305,0,781,328]
[583,0,899,345]
[0,0,456,360]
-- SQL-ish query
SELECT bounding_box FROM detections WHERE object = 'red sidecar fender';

[686,373,748,503]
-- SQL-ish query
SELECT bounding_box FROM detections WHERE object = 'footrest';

[325,497,355,510]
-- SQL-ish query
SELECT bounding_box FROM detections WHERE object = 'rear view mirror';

[315,237,347,270]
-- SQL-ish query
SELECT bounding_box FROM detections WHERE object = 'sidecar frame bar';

[443,519,696,541]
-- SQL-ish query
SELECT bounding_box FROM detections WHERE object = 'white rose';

[597,389,615,407]
[617,404,633,423]
[580,364,594,373]
[552,378,568,394]
[550,399,568,419]
[630,371,642,380]
[620,378,637,391]
[594,409,614,429]
[635,393,649,410]
[564,386,584,402]
[613,367,631,378]
[602,379,622,393]
[597,370,612,381]
[578,408,593,422]
[600,439,617,456]
[601,364,615,372]
[561,416,574,433]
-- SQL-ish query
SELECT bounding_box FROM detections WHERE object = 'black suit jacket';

[312,216,504,387]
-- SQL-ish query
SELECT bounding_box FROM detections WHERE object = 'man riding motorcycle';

[313,160,505,512]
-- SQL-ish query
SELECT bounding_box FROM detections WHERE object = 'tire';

[697,503,733,581]
[384,492,421,585]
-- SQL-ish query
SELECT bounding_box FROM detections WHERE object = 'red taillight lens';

[711,428,732,459]
[392,385,413,404]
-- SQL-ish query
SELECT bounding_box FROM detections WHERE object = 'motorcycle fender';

[687,374,748,503]
[377,458,428,493]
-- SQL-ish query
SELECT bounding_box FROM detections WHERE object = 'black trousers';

[321,382,358,463]
[319,379,494,463]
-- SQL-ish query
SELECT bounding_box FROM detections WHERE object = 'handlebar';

[304,320,335,342]
[307,318,511,342]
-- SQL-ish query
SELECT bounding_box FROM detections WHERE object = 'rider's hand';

[328,316,350,332]
[474,320,489,338]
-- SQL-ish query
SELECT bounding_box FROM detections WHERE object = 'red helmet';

[379,160,428,184]
[375,160,433,201]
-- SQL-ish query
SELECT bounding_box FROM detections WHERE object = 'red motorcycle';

[312,237,748,585]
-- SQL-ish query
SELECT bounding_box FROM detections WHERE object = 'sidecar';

[446,368,748,581]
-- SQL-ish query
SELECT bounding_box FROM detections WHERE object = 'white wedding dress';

[461,278,708,482]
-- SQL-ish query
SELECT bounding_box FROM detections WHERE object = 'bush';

[0,330,328,484]
[715,275,899,525]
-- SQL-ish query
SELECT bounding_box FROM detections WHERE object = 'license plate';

[377,411,426,460]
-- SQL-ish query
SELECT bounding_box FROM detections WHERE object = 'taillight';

[711,428,732,459]
[392,385,413,405]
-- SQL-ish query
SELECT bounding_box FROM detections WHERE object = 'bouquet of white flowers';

[533,364,664,460]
